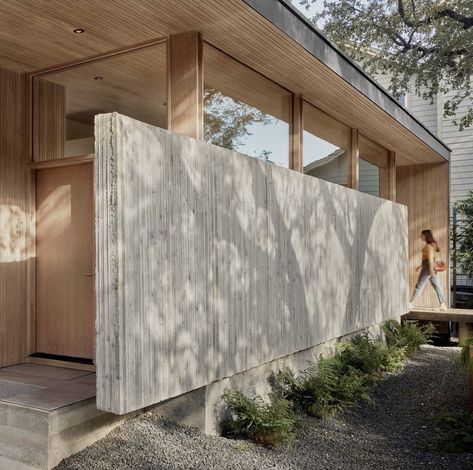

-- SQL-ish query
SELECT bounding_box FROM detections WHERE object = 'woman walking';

[409,229,447,311]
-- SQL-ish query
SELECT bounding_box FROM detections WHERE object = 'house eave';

[243,0,451,161]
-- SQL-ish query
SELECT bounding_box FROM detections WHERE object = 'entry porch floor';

[0,363,132,470]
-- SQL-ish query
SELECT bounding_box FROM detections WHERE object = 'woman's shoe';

[439,303,448,311]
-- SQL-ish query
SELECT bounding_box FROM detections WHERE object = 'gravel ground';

[57,345,473,470]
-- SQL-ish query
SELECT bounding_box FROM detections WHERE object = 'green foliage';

[453,192,473,279]
[204,89,272,152]
[223,325,429,445]
[460,337,473,369]
[299,0,473,130]
[434,409,473,453]
[221,389,298,447]
[383,319,434,355]
[274,334,404,419]
[338,334,406,377]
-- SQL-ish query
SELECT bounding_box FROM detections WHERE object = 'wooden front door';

[36,162,94,360]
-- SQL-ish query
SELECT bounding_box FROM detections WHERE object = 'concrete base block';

[149,321,388,436]
[146,388,206,431]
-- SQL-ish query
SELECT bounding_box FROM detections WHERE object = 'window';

[203,44,291,167]
[34,42,167,160]
[359,135,389,198]
[302,101,351,186]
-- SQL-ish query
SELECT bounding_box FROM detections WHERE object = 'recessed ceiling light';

[73,28,85,34]
[94,76,103,81]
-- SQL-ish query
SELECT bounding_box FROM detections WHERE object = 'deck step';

[403,308,473,323]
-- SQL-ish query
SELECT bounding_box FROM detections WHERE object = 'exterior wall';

[397,163,450,307]
[95,113,408,415]
[0,66,29,366]
[149,320,388,435]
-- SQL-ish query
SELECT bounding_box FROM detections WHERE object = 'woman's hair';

[422,229,440,251]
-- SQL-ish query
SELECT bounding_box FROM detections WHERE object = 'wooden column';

[0,67,28,366]
[167,32,203,139]
[33,78,65,162]
[349,128,359,189]
[380,150,396,201]
[466,343,473,411]
[289,94,303,172]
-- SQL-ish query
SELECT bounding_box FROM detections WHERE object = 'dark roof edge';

[242,0,451,160]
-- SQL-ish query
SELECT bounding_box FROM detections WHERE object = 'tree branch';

[398,0,473,29]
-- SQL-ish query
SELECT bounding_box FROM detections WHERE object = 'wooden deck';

[403,307,473,323]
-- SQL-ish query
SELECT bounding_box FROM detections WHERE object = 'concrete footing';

[148,322,386,435]
[0,398,137,469]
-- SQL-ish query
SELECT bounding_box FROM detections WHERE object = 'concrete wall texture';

[95,113,408,415]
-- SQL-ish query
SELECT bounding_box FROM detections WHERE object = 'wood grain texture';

[0,66,28,366]
[33,79,65,161]
[349,128,359,190]
[95,113,408,414]
[397,163,449,307]
[0,0,444,165]
[168,32,203,139]
[36,163,94,359]
[38,42,167,130]
[290,95,303,172]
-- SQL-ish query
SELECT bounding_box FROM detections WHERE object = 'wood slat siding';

[0,66,28,366]
[95,113,408,415]
[397,163,449,307]
[33,79,65,161]
[0,1,446,166]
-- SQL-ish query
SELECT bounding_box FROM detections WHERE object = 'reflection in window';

[359,159,380,197]
[302,101,351,185]
[34,42,167,161]
[204,44,291,167]
[359,135,389,198]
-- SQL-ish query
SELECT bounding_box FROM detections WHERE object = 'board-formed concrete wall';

[95,113,408,414]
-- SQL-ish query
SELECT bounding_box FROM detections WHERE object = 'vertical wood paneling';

[167,32,203,139]
[33,78,65,162]
[349,128,359,189]
[397,163,449,307]
[0,66,28,366]
[290,95,303,172]
[95,113,408,415]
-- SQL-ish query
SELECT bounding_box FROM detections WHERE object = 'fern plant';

[460,337,473,369]
[222,389,298,447]
[383,319,434,355]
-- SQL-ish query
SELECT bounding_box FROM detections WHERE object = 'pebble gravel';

[56,345,473,470]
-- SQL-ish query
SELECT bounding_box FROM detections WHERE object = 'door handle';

[81,272,94,277]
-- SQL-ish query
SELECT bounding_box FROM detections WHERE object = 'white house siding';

[377,72,473,288]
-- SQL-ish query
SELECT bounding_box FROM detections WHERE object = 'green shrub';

[434,409,473,453]
[383,319,434,355]
[460,337,473,369]
[273,335,405,419]
[338,334,406,377]
[221,389,298,447]
[274,354,371,419]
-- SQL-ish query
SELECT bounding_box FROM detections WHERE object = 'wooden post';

[470,345,473,411]
[380,150,396,201]
[167,31,203,139]
[349,128,359,189]
[289,94,303,172]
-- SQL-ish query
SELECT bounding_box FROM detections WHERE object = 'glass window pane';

[358,135,389,198]
[302,101,351,185]
[204,44,291,167]
[34,43,167,160]
[359,159,380,197]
